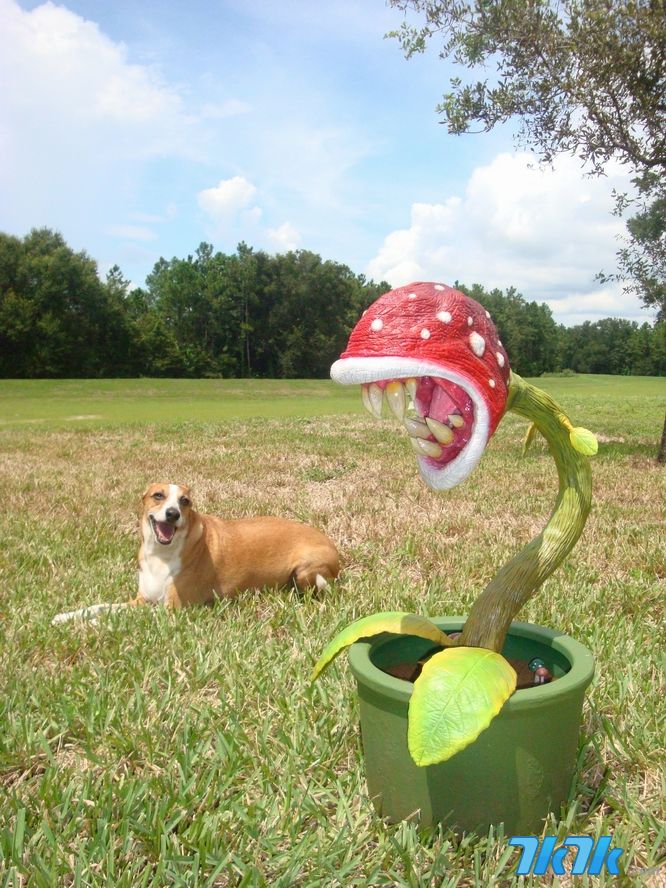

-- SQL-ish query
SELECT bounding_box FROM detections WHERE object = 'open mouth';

[150,515,177,545]
[331,356,491,490]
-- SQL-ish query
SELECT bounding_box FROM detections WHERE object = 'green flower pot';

[348,618,595,834]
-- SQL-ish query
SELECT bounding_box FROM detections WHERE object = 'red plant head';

[331,282,511,488]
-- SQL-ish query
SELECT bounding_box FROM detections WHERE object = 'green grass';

[1,375,664,886]
[0,378,360,427]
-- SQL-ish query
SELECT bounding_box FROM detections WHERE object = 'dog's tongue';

[155,521,176,544]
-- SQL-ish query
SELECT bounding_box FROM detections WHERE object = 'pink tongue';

[430,384,458,421]
[415,377,474,424]
[414,376,475,466]
[156,521,175,543]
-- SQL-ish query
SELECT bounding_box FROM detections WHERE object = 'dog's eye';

[152,492,165,501]
[179,496,191,507]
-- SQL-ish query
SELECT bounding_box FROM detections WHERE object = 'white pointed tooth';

[362,384,383,418]
[385,381,406,420]
[410,437,443,459]
[368,383,384,417]
[448,413,465,429]
[425,416,454,444]
[404,417,431,439]
[405,377,418,403]
[361,385,374,417]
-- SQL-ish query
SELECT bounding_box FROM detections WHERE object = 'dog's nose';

[165,507,180,523]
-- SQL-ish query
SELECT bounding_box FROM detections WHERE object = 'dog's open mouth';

[150,516,177,545]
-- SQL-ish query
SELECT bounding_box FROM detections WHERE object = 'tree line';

[0,228,663,380]
[458,283,665,378]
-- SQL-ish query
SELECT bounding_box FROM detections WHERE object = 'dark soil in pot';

[380,629,558,689]
[382,650,555,690]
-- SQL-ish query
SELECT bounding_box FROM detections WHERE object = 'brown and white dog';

[52,483,340,623]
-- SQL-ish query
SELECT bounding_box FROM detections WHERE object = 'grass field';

[1,375,664,886]
[0,379,360,427]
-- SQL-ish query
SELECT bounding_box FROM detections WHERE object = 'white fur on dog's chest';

[139,548,182,604]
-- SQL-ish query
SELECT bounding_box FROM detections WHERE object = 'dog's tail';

[51,602,128,625]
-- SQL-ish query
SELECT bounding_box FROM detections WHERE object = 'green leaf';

[311,612,450,681]
[570,426,598,456]
[407,647,517,767]
[522,421,538,455]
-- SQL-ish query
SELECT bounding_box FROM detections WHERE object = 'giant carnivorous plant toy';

[312,282,597,766]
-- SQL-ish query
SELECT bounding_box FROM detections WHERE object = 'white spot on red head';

[436,311,452,324]
[489,379,496,388]
[485,310,491,318]
[408,292,417,299]
[496,352,505,367]
[469,331,486,357]
[370,318,384,332]
[434,284,445,291]
[467,316,473,326]
[420,328,431,339]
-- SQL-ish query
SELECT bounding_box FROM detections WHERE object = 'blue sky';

[0,0,654,326]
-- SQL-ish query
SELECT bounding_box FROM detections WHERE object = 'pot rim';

[348,617,595,710]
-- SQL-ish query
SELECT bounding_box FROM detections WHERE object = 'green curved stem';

[459,372,592,652]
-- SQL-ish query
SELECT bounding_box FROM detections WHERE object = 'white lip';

[331,355,490,489]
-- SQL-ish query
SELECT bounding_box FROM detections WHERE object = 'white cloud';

[257,124,374,211]
[243,206,263,225]
[197,176,259,220]
[547,287,642,323]
[268,222,301,251]
[200,99,252,119]
[367,152,645,324]
[0,0,208,255]
[197,179,303,250]
[0,0,193,158]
